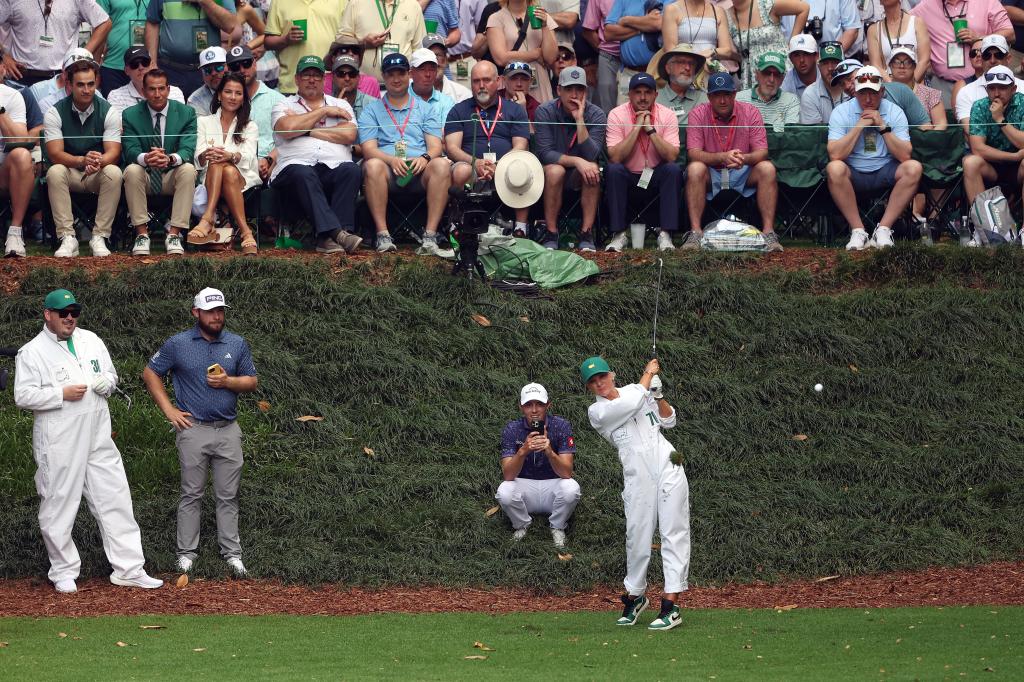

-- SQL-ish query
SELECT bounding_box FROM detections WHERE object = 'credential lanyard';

[375,0,397,29]
[631,104,656,159]
[476,98,503,149]
[384,96,414,139]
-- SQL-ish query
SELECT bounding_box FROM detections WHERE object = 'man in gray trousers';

[142,287,258,577]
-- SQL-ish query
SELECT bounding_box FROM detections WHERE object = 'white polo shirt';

[270,94,356,181]
[0,83,28,161]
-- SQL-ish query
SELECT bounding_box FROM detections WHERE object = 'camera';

[452,186,495,236]
[528,419,545,436]
[806,16,823,42]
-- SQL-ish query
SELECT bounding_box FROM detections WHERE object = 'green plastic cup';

[425,20,438,33]
[952,18,968,43]
[396,160,414,187]
[293,18,308,41]
[527,6,543,30]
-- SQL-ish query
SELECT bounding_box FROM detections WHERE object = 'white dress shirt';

[270,94,355,182]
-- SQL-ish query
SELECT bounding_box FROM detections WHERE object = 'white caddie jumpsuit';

[14,326,150,583]
[589,383,691,596]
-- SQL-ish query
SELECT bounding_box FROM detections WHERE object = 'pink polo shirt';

[686,101,767,164]
[911,0,1012,81]
[582,0,621,57]
[606,102,681,173]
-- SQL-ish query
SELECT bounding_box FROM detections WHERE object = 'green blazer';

[121,99,197,166]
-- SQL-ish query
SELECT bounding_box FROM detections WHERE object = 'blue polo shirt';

[606,0,658,69]
[147,325,257,422]
[500,415,576,480]
[444,97,529,159]
[357,92,442,157]
[828,97,909,173]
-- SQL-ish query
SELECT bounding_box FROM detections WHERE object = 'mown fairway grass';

[1,607,1021,680]
[0,248,1022,587]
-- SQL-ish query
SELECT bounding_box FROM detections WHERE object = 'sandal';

[187,219,217,245]
[240,236,258,256]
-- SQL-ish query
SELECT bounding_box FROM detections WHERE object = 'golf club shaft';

[652,258,663,359]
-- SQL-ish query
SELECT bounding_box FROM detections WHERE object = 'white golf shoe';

[551,528,566,548]
[656,230,675,251]
[89,236,111,257]
[512,528,527,541]
[54,579,77,594]
[176,555,194,573]
[870,226,895,249]
[111,572,164,589]
[604,231,629,252]
[54,235,79,257]
[165,233,185,255]
[131,234,151,256]
[226,557,248,577]
[845,228,869,251]
[4,231,26,257]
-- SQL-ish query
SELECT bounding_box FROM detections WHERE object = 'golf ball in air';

[814,383,823,393]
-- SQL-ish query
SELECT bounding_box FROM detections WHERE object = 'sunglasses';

[334,69,358,78]
[984,72,1012,83]
[336,46,362,54]
[128,58,151,69]
[970,49,981,58]
[982,50,1006,61]
[855,74,882,84]
[228,59,254,71]
[203,63,227,75]
[53,308,81,319]
[557,51,574,61]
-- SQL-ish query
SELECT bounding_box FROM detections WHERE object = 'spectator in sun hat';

[654,43,708,124]
[188,47,228,117]
[687,71,782,252]
[964,64,1024,210]
[781,33,818,100]
[736,51,800,130]
[799,41,845,124]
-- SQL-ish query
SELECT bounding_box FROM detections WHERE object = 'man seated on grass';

[497,383,581,549]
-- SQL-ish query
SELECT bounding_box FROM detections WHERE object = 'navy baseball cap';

[707,72,736,94]
[381,52,410,73]
[628,72,656,90]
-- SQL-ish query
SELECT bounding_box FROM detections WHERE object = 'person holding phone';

[496,383,582,548]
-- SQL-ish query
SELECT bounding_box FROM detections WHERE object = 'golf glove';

[92,375,113,398]
[649,375,663,399]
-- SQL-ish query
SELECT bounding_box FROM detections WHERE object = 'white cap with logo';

[981,34,1010,56]
[788,33,817,55]
[199,46,228,68]
[520,383,549,405]
[193,287,230,310]
[410,48,439,68]
[984,64,1016,86]
[853,65,884,91]
[62,48,96,72]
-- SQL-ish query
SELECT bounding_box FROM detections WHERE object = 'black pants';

[272,162,361,235]
[605,162,682,232]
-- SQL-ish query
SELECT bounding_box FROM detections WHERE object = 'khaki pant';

[123,163,197,231]
[46,164,122,239]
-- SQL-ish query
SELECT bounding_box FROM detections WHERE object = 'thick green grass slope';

[2,608,1021,681]
[0,248,1022,587]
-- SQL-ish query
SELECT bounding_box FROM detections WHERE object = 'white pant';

[496,477,581,530]
[622,463,690,595]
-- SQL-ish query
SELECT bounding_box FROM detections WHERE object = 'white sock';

[514,221,528,232]
[424,230,437,237]
[7,226,22,237]
[877,225,891,231]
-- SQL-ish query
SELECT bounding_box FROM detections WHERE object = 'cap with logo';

[504,61,532,78]
[410,48,438,68]
[707,72,736,94]
[628,72,657,90]
[756,51,786,73]
[296,54,326,74]
[332,55,360,73]
[984,64,1015,86]
[819,42,844,62]
[580,356,611,384]
[44,289,80,311]
[124,46,151,65]
[520,382,550,405]
[227,44,255,64]
[887,46,917,64]
[981,34,1010,56]
[558,65,588,88]
[381,52,410,73]
[422,33,447,50]
[62,48,96,73]
[199,46,228,68]
[830,58,863,86]
[193,287,230,311]
[853,65,883,92]
[789,33,817,55]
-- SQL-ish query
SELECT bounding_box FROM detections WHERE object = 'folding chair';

[911,126,965,241]
[769,125,835,243]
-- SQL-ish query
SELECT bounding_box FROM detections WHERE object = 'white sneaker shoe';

[165,233,185,255]
[226,557,248,577]
[4,232,26,257]
[845,228,869,251]
[111,572,164,589]
[512,528,527,541]
[551,528,566,548]
[656,231,675,251]
[54,235,79,257]
[131,234,151,256]
[54,578,77,594]
[870,226,894,249]
[604,231,628,252]
[89,236,111,257]
[176,555,194,573]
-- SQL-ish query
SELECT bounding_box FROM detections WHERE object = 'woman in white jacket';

[583,355,690,631]
[192,73,260,255]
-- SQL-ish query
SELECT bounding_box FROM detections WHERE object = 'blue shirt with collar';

[358,91,442,157]
[828,96,909,173]
[147,325,257,422]
[444,96,530,159]
[409,84,457,125]
[500,415,577,480]
[606,0,659,68]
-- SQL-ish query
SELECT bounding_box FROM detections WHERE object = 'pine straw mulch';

[2,562,1021,618]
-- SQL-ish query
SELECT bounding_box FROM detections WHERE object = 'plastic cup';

[396,160,414,187]
[425,20,438,34]
[527,6,544,30]
[293,18,308,41]
[952,18,968,42]
[630,223,646,249]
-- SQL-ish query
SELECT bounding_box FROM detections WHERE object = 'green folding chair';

[911,126,966,241]
[769,124,834,243]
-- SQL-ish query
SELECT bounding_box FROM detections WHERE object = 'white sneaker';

[417,236,447,256]
[551,528,566,548]
[845,228,869,251]
[54,235,79,257]
[604,231,628,252]
[54,578,77,594]
[512,528,527,541]
[131,234,151,255]
[226,557,248,577]
[870,226,894,249]
[89,236,111,257]
[376,233,397,253]
[165,233,185,255]
[4,232,26,257]
[111,572,164,589]
[176,555,194,573]
[657,231,675,251]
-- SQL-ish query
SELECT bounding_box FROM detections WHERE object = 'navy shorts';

[849,159,899,193]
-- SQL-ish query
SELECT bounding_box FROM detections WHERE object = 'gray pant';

[596,51,622,113]
[175,421,244,560]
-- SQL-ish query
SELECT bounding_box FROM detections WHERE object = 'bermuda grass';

[0,248,1022,587]
[1,607,1021,681]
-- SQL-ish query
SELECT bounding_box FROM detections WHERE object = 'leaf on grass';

[363,446,375,458]
[295,415,323,423]
[176,574,189,588]
[257,400,271,413]
[848,364,859,373]
[558,553,574,561]
[473,642,495,651]
[111,431,118,439]
[193,648,207,652]
[464,655,488,660]
[470,313,491,327]
[815,575,840,583]
[519,315,530,323]
[0,642,7,647]
[651,543,661,550]
[116,641,128,647]
[58,632,68,638]
[792,434,809,441]
[484,505,500,518]
[776,604,798,612]
[140,258,156,264]
[742,644,752,650]
[139,625,165,630]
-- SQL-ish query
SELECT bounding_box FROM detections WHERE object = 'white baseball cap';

[788,33,817,55]
[410,48,439,68]
[981,34,1010,56]
[193,287,230,310]
[62,48,96,73]
[888,46,917,64]
[984,64,1015,86]
[520,382,549,405]
[199,46,227,68]
[853,65,884,92]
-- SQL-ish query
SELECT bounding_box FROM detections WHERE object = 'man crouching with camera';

[497,383,582,548]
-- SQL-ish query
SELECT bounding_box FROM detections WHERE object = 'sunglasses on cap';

[855,73,882,84]
[228,59,254,71]
[52,308,81,319]
[128,58,151,69]
[984,72,1013,83]
[203,63,227,75]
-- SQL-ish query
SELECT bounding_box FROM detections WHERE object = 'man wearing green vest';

[43,55,124,258]
[122,68,199,256]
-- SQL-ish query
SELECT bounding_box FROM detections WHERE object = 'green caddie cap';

[296,55,326,74]
[44,289,79,310]
[756,51,786,73]
[819,43,843,62]
[580,356,611,384]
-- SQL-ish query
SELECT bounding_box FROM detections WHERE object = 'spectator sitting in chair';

[830,57,931,130]
[800,42,846,124]
[0,71,35,258]
[330,56,373,121]
[533,66,606,252]
[107,47,185,113]
[409,49,457,124]
[502,61,542,128]
[423,32,473,104]
[44,55,123,259]
[122,69,198,257]
[964,66,1024,210]
[188,47,229,117]
[358,52,451,255]
[604,72,681,252]
[686,72,782,252]
[324,34,382,100]
[227,45,286,184]
[826,66,922,251]
[955,36,1024,133]
[270,55,363,256]
[781,33,819,100]
[736,52,800,130]
[654,43,708,125]
[444,60,531,237]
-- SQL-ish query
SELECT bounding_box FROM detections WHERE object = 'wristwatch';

[0,107,5,115]
[645,126,656,135]
[421,153,431,162]
[879,126,892,135]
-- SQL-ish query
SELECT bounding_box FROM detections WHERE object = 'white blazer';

[196,114,261,191]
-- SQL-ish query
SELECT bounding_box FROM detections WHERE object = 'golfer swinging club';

[581,355,690,631]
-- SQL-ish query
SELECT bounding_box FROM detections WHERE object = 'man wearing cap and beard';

[655,44,709,124]
[964,65,1024,213]
[16,289,164,594]
[188,47,229,117]
[581,356,689,631]
[143,287,258,578]
[736,52,801,129]
[497,383,581,548]
[534,66,606,251]
[827,66,921,251]
[955,35,1024,132]
[107,47,186,113]
[227,45,286,183]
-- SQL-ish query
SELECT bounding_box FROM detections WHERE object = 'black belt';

[193,419,235,428]
[21,68,60,80]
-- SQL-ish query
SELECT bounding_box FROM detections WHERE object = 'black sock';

[660,597,675,615]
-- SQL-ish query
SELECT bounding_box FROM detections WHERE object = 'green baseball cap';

[580,356,611,384]
[756,51,786,73]
[296,55,326,74]
[44,289,79,310]
[819,42,843,62]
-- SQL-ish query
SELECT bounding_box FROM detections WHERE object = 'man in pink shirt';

[604,73,682,252]
[583,0,621,113]
[685,72,781,252]
[912,0,1013,106]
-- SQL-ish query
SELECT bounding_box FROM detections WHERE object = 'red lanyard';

[631,105,656,157]
[711,113,737,152]
[384,95,414,139]
[558,101,579,149]
[476,98,503,147]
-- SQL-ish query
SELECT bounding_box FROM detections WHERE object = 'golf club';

[651,258,664,359]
